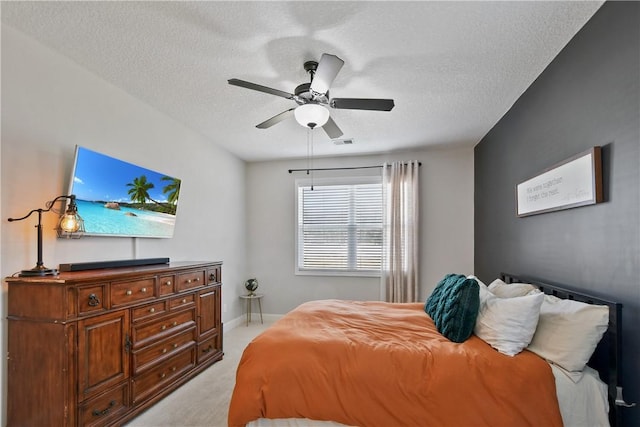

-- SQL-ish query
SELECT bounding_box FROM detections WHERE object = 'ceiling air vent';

[333,139,354,145]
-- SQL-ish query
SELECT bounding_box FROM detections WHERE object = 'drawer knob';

[172,366,177,372]
[209,273,216,281]
[172,321,178,326]
[160,373,166,379]
[149,308,155,313]
[126,290,132,296]
[173,343,178,348]
[141,287,147,293]
[161,325,167,331]
[186,279,192,284]
[162,348,167,354]
[182,298,187,304]
[165,281,172,286]
[88,293,101,307]
[195,277,200,282]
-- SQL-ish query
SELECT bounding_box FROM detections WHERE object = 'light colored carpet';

[125,319,273,427]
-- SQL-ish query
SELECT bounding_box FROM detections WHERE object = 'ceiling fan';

[228,53,395,139]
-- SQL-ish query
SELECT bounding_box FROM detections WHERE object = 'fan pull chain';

[310,129,315,190]
[306,126,316,190]
[306,127,310,175]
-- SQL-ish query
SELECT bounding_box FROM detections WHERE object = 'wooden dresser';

[6,261,223,427]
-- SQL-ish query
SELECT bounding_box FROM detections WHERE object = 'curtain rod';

[288,162,421,174]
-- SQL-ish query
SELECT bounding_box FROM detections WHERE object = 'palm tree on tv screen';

[161,176,181,206]
[126,175,178,215]
[127,175,154,207]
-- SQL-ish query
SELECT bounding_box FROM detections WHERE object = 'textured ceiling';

[1,1,603,162]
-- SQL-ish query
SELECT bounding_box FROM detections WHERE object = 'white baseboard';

[223,315,245,331]
[223,313,282,333]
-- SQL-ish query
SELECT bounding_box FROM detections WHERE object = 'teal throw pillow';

[424,274,480,343]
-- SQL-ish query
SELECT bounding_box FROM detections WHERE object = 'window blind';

[297,180,382,274]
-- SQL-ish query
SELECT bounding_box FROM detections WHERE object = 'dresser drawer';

[169,293,195,311]
[158,274,175,296]
[197,333,222,364]
[132,348,196,404]
[78,285,107,315]
[176,270,205,292]
[207,265,222,284]
[78,381,130,427]
[133,328,196,374]
[133,308,196,348]
[132,300,167,322]
[111,277,156,307]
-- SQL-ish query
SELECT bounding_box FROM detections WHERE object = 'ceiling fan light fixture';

[229,53,392,139]
[294,104,330,129]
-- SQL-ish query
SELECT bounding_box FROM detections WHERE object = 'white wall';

[247,148,474,315]
[1,25,249,425]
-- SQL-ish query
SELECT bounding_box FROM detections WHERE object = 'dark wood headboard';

[500,273,623,427]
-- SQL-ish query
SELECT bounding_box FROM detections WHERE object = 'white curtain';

[381,160,420,303]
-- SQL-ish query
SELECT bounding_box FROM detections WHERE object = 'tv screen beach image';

[69,146,181,238]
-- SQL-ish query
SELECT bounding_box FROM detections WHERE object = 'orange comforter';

[228,300,563,427]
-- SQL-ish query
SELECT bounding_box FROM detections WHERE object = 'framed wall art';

[516,146,603,217]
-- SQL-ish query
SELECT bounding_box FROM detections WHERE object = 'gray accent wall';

[474,2,639,426]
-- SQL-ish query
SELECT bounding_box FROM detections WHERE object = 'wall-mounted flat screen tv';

[67,145,181,238]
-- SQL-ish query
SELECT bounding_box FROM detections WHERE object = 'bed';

[228,273,624,427]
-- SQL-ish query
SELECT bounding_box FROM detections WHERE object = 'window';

[295,177,383,276]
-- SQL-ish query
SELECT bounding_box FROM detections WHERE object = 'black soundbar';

[59,257,170,272]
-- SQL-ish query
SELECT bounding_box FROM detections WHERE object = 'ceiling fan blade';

[310,53,344,95]
[330,98,395,111]
[228,78,294,99]
[256,108,295,129]
[322,116,343,139]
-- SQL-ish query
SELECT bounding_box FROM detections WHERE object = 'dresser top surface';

[5,261,222,284]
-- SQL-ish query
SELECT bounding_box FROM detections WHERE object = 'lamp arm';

[8,208,46,270]
[45,194,77,212]
[6,195,76,223]
[8,208,44,223]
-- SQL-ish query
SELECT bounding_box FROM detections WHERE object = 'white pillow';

[527,295,609,372]
[488,278,539,298]
[474,284,545,356]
